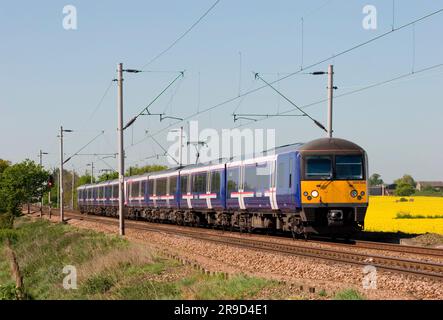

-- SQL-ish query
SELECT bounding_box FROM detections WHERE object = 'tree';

[0,159,50,226]
[0,159,11,175]
[126,165,168,176]
[97,171,119,182]
[369,173,384,186]
[394,174,416,188]
[394,182,415,197]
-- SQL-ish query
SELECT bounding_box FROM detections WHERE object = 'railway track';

[311,238,443,258]
[29,207,443,282]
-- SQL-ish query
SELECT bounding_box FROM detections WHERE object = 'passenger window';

[141,181,146,197]
[192,173,207,194]
[148,180,154,196]
[180,175,188,194]
[278,162,287,188]
[227,167,239,196]
[170,176,177,195]
[211,171,221,194]
[156,178,167,196]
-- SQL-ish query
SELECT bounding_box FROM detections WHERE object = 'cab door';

[275,153,298,212]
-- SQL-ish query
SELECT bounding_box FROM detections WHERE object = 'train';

[77,137,369,238]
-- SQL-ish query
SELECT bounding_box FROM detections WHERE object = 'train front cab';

[298,138,368,236]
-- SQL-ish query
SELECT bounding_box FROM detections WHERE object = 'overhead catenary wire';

[140,0,221,69]
[63,131,105,164]
[253,72,327,132]
[129,7,443,147]
[123,72,185,130]
[233,62,443,129]
[80,80,115,130]
[149,135,179,165]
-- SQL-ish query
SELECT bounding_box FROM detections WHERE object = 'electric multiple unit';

[77,137,368,237]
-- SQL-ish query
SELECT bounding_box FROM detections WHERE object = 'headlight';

[350,190,358,198]
[311,190,319,198]
[303,192,309,197]
[360,191,365,196]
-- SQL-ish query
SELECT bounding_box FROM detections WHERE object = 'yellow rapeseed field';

[365,196,443,235]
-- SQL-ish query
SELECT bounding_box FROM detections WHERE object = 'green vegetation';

[414,188,443,197]
[395,212,443,219]
[333,289,365,300]
[96,165,168,182]
[184,274,271,300]
[318,289,327,297]
[0,218,282,300]
[369,173,384,186]
[0,159,50,226]
[393,174,416,197]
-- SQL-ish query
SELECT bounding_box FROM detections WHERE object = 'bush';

[396,212,443,219]
[394,183,415,197]
[82,275,115,295]
[0,284,19,300]
[0,229,18,243]
[0,212,14,229]
[334,289,365,300]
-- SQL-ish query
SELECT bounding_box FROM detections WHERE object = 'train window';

[169,176,177,195]
[148,179,154,195]
[278,161,287,188]
[305,156,332,180]
[98,187,104,199]
[141,181,146,197]
[105,186,111,198]
[112,185,118,198]
[227,167,239,196]
[257,163,271,191]
[244,165,257,192]
[335,155,363,180]
[180,175,188,194]
[131,182,140,197]
[192,172,207,194]
[244,163,270,191]
[156,178,167,196]
[211,171,221,194]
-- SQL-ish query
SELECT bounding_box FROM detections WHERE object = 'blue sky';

[1,0,442,182]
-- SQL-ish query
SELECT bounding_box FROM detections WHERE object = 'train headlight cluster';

[311,190,319,198]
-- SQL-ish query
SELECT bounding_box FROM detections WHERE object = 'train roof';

[298,137,365,154]
[77,138,365,188]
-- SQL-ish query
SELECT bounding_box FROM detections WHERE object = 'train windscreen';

[335,155,364,180]
[305,156,332,180]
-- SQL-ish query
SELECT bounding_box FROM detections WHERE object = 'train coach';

[77,137,368,237]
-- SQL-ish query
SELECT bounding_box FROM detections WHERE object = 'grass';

[365,196,443,235]
[395,212,443,219]
[318,289,327,297]
[333,289,365,300]
[181,274,273,300]
[8,218,127,299]
[0,217,284,300]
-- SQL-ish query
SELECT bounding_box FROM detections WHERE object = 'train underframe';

[79,204,366,238]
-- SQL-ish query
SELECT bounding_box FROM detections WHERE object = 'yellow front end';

[301,180,368,205]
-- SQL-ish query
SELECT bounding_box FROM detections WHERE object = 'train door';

[190,171,208,209]
[268,160,278,210]
[275,153,298,212]
[243,162,272,211]
[226,165,241,210]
